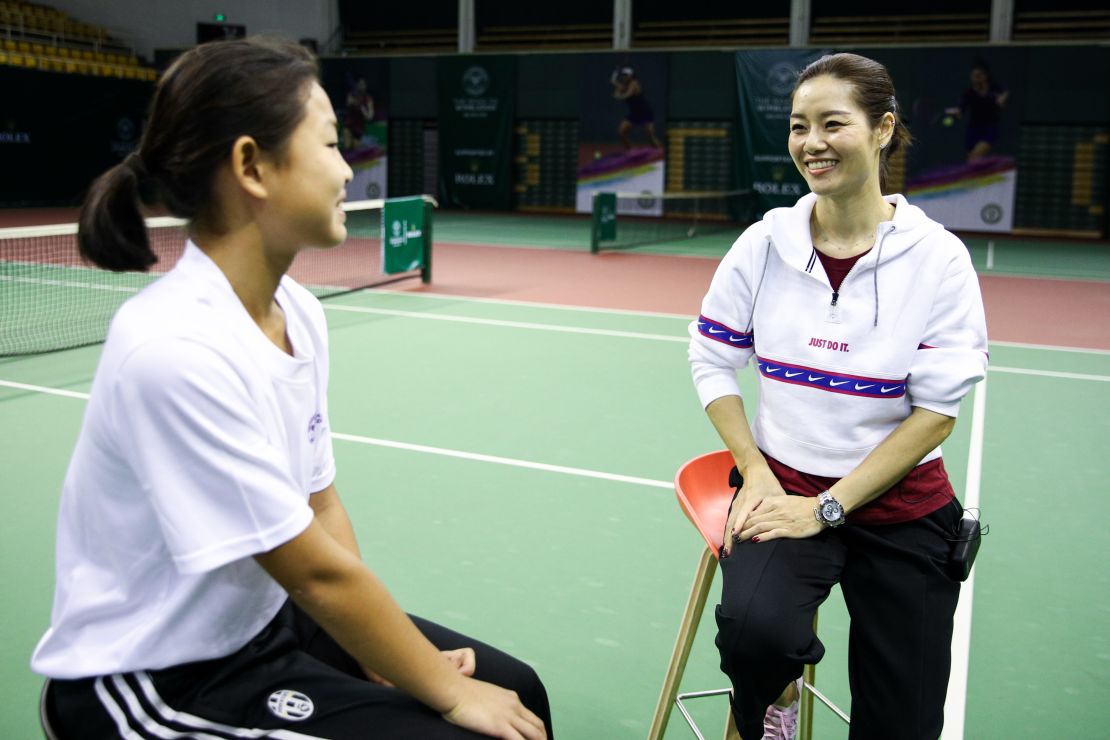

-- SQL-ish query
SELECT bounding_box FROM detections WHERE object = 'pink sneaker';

[763,678,801,740]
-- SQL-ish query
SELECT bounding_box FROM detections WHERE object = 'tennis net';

[0,197,434,356]
[590,189,755,252]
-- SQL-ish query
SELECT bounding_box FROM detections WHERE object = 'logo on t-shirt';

[267,689,314,721]
[307,412,325,443]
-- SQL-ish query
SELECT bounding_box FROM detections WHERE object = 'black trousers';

[715,501,962,740]
[46,601,553,739]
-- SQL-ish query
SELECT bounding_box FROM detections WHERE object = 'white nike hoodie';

[689,192,988,477]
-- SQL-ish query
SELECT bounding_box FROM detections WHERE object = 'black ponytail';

[77,37,319,273]
[77,155,157,272]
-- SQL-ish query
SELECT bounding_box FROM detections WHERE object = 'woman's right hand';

[442,677,547,740]
[722,465,787,556]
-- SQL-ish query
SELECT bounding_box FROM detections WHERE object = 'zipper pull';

[826,291,842,323]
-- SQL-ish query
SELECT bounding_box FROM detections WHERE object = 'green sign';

[735,49,829,213]
[437,56,516,209]
[380,196,426,274]
[590,192,617,252]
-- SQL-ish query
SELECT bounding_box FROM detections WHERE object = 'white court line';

[323,303,689,343]
[943,377,987,740]
[365,287,694,320]
[990,366,1110,383]
[0,379,672,490]
[0,379,91,399]
[990,340,1110,356]
[326,303,1110,380]
[331,432,671,489]
[985,240,994,270]
[0,274,144,293]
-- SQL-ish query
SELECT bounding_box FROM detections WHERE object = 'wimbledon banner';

[735,49,830,215]
[437,56,516,209]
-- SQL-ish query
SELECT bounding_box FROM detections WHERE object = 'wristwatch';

[814,491,846,528]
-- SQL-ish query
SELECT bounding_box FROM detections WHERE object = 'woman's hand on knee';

[722,468,787,555]
[442,678,547,739]
[739,495,823,543]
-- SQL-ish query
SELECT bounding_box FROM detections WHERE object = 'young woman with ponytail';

[33,37,550,740]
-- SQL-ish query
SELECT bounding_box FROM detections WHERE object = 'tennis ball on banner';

[942,115,955,127]
[594,150,601,160]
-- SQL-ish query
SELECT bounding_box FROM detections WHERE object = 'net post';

[590,192,601,253]
[420,198,433,284]
[591,191,617,253]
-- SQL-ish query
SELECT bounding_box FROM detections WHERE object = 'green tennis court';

[3,260,1108,737]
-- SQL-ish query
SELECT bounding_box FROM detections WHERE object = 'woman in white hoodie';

[688,53,987,740]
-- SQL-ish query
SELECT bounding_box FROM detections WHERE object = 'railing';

[633,17,789,48]
[1012,9,1110,41]
[810,12,991,44]
[477,23,610,51]
[344,28,456,54]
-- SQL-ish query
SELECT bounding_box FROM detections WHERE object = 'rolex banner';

[735,49,830,215]
[437,56,516,209]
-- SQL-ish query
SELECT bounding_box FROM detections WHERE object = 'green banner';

[380,197,426,274]
[735,49,829,214]
[437,56,516,209]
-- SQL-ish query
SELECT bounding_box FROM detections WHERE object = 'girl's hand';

[364,648,476,686]
[442,647,476,677]
[442,678,547,740]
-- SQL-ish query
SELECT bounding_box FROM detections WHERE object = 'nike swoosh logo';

[728,336,747,343]
[707,327,725,334]
[855,383,874,390]
[784,371,802,377]
[881,385,901,393]
[765,367,782,373]
[808,375,825,381]
[829,380,850,387]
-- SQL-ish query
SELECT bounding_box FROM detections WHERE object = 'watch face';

[821,502,842,521]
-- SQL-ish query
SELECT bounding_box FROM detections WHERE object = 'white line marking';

[943,377,986,740]
[991,366,1110,383]
[985,240,994,270]
[989,340,1110,356]
[0,380,672,490]
[0,274,144,293]
[328,300,1110,359]
[331,432,672,489]
[365,287,694,320]
[0,379,90,399]
[322,303,689,343]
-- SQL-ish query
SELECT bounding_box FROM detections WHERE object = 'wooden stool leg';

[722,706,740,740]
[648,545,717,740]
[799,610,819,740]
[799,662,816,740]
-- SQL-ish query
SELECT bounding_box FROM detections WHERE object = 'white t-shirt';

[32,242,336,678]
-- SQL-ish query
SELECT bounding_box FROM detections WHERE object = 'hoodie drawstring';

[745,239,773,334]
[873,224,896,326]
